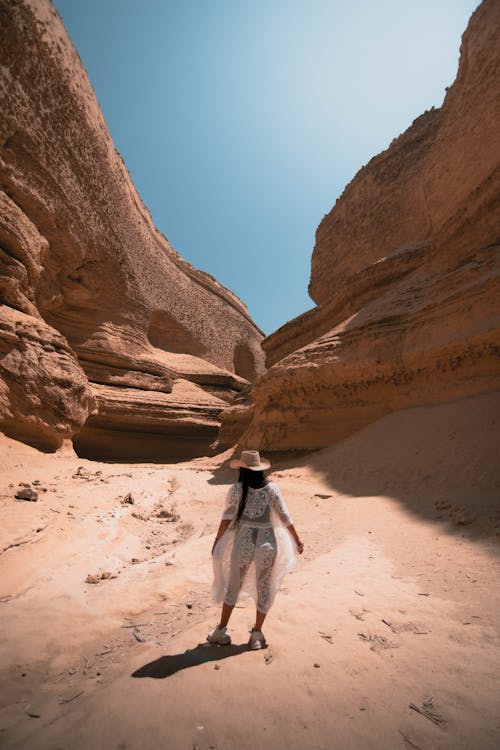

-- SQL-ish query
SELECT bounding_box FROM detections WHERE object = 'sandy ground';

[1,391,499,750]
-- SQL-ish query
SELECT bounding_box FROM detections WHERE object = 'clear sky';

[54,0,479,335]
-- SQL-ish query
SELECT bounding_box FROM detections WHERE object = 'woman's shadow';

[131,642,253,679]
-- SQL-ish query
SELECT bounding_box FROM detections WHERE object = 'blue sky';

[54,0,479,335]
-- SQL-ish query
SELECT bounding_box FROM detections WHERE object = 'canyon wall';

[0,0,265,458]
[221,0,500,452]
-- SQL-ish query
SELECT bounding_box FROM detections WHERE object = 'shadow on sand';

[131,642,253,679]
[207,393,500,548]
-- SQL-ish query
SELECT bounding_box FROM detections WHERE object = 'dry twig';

[58,690,85,704]
[409,701,447,726]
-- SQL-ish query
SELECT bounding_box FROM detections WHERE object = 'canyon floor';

[1,391,499,750]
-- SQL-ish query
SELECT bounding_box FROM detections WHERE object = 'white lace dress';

[211,481,298,613]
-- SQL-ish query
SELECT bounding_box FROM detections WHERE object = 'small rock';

[16,487,38,501]
[186,603,193,609]
[131,511,149,521]
[121,492,134,505]
[457,515,477,526]
[313,663,320,668]
[132,628,146,643]
[85,571,117,584]
[156,509,180,522]
[131,557,140,564]
[214,664,220,670]
[24,704,41,718]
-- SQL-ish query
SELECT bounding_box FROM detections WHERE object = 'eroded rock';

[226,0,500,452]
[0,305,95,450]
[0,0,264,458]
[15,486,38,501]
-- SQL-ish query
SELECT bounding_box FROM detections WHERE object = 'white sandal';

[249,628,267,650]
[207,624,231,645]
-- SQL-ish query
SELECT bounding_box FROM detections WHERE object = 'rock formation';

[222,0,500,452]
[0,0,264,458]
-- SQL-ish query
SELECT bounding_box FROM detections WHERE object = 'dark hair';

[236,468,267,522]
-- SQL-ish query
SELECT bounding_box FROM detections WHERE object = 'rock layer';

[0,0,264,456]
[225,0,500,452]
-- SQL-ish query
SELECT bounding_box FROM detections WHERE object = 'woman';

[209,450,304,649]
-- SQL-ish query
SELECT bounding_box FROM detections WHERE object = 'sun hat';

[229,449,271,471]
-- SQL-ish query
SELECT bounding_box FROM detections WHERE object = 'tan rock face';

[226,0,500,452]
[309,0,500,307]
[0,305,95,450]
[0,0,264,457]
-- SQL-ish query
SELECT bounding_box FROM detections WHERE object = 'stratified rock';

[0,305,94,450]
[217,388,255,449]
[309,0,500,308]
[73,380,230,461]
[0,0,264,458]
[226,0,500,452]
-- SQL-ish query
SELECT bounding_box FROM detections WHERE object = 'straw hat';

[229,449,271,471]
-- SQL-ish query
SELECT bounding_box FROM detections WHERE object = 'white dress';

[211,481,298,613]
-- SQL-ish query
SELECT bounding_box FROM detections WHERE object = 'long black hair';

[236,467,268,522]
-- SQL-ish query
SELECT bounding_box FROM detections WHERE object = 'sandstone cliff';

[222,0,500,452]
[0,0,264,458]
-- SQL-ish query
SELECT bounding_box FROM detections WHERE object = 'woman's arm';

[212,519,231,554]
[286,523,304,554]
[269,483,304,554]
[211,484,240,553]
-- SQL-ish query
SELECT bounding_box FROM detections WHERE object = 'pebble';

[24,704,41,718]
[15,487,38,501]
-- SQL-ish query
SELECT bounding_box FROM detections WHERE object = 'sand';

[1,391,499,750]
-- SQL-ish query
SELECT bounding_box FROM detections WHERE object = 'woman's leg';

[220,602,234,627]
[223,527,254,618]
[254,609,267,630]
[254,529,277,630]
